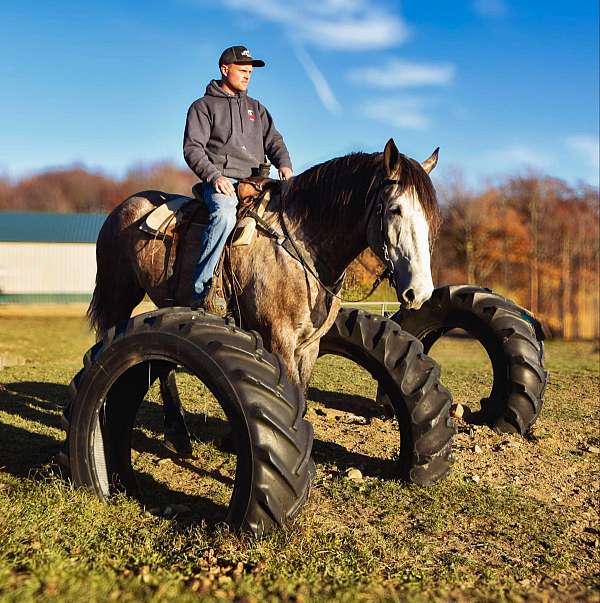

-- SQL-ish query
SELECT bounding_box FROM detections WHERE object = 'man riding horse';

[183,45,294,307]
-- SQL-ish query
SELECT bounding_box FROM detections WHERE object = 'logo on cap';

[241,49,251,58]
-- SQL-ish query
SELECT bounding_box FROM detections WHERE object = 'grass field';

[0,309,598,602]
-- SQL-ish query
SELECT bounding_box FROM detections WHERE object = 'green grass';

[1,314,599,601]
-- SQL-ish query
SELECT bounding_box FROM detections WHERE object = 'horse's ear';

[384,138,401,177]
[422,147,439,174]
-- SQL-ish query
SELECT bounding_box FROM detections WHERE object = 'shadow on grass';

[0,381,67,475]
[0,421,60,476]
[134,394,231,445]
[0,379,230,449]
[312,438,399,480]
[0,380,234,525]
[2,381,67,409]
[307,387,387,418]
[127,429,234,526]
[131,427,235,487]
[134,470,229,527]
[0,381,233,528]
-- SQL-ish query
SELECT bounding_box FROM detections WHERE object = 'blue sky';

[0,0,598,187]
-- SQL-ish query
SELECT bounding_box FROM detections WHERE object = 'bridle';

[363,175,405,291]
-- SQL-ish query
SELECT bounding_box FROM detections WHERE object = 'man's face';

[221,63,253,93]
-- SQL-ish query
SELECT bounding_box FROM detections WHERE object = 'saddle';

[140,176,277,244]
[139,177,281,315]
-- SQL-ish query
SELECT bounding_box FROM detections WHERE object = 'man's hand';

[278,166,293,181]
[214,176,236,196]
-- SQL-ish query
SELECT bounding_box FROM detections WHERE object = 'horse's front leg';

[268,325,302,385]
[293,297,340,392]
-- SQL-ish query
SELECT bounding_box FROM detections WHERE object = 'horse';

[87,138,441,453]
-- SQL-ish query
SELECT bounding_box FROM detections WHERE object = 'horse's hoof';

[163,433,194,458]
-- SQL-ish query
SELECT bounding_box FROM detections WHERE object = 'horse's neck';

[300,219,367,282]
[280,177,371,283]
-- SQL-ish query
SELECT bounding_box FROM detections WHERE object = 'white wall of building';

[0,242,96,293]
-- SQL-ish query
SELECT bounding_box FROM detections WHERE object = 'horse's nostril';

[403,288,416,303]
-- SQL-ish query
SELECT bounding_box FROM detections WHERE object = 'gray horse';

[87,139,441,452]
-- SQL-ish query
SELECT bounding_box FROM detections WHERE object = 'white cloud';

[473,0,508,17]
[361,98,431,130]
[219,0,409,51]
[487,145,553,169]
[293,45,340,114]
[299,14,408,50]
[566,135,600,170]
[304,0,367,17]
[348,59,455,88]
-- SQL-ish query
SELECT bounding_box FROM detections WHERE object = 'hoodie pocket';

[223,152,255,175]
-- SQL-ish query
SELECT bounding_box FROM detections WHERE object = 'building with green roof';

[0,212,107,303]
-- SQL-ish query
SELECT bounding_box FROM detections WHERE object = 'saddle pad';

[140,195,194,236]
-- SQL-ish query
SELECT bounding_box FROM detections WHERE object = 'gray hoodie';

[183,80,292,184]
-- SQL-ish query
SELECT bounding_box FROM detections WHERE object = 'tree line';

[1,163,597,339]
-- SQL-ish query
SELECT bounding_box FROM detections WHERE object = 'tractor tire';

[59,307,315,537]
[319,309,455,486]
[378,285,548,434]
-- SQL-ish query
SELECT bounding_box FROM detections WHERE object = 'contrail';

[292,44,341,114]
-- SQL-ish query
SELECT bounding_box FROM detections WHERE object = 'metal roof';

[0,212,107,243]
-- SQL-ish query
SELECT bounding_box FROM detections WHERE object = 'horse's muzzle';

[394,275,434,310]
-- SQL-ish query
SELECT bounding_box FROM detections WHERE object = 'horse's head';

[367,139,441,310]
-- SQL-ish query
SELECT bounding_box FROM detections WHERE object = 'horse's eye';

[389,206,403,216]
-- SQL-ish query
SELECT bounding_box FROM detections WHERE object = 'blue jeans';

[191,179,237,301]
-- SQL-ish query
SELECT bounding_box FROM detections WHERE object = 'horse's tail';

[86,267,109,336]
[87,211,145,337]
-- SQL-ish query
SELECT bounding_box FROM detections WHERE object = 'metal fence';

[341,301,400,316]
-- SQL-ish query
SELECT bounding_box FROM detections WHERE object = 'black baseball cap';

[219,45,265,67]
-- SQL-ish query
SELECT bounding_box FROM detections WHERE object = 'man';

[183,45,293,306]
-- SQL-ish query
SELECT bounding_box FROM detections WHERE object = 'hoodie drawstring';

[238,97,244,134]
[226,97,233,143]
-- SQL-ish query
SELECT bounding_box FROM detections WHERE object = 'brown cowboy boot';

[191,277,228,316]
[203,285,228,316]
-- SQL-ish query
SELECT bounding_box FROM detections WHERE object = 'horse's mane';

[283,151,441,239]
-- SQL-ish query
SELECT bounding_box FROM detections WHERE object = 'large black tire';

[60,307,315,537]
[319,309,455,486]
[379,285,548,434]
